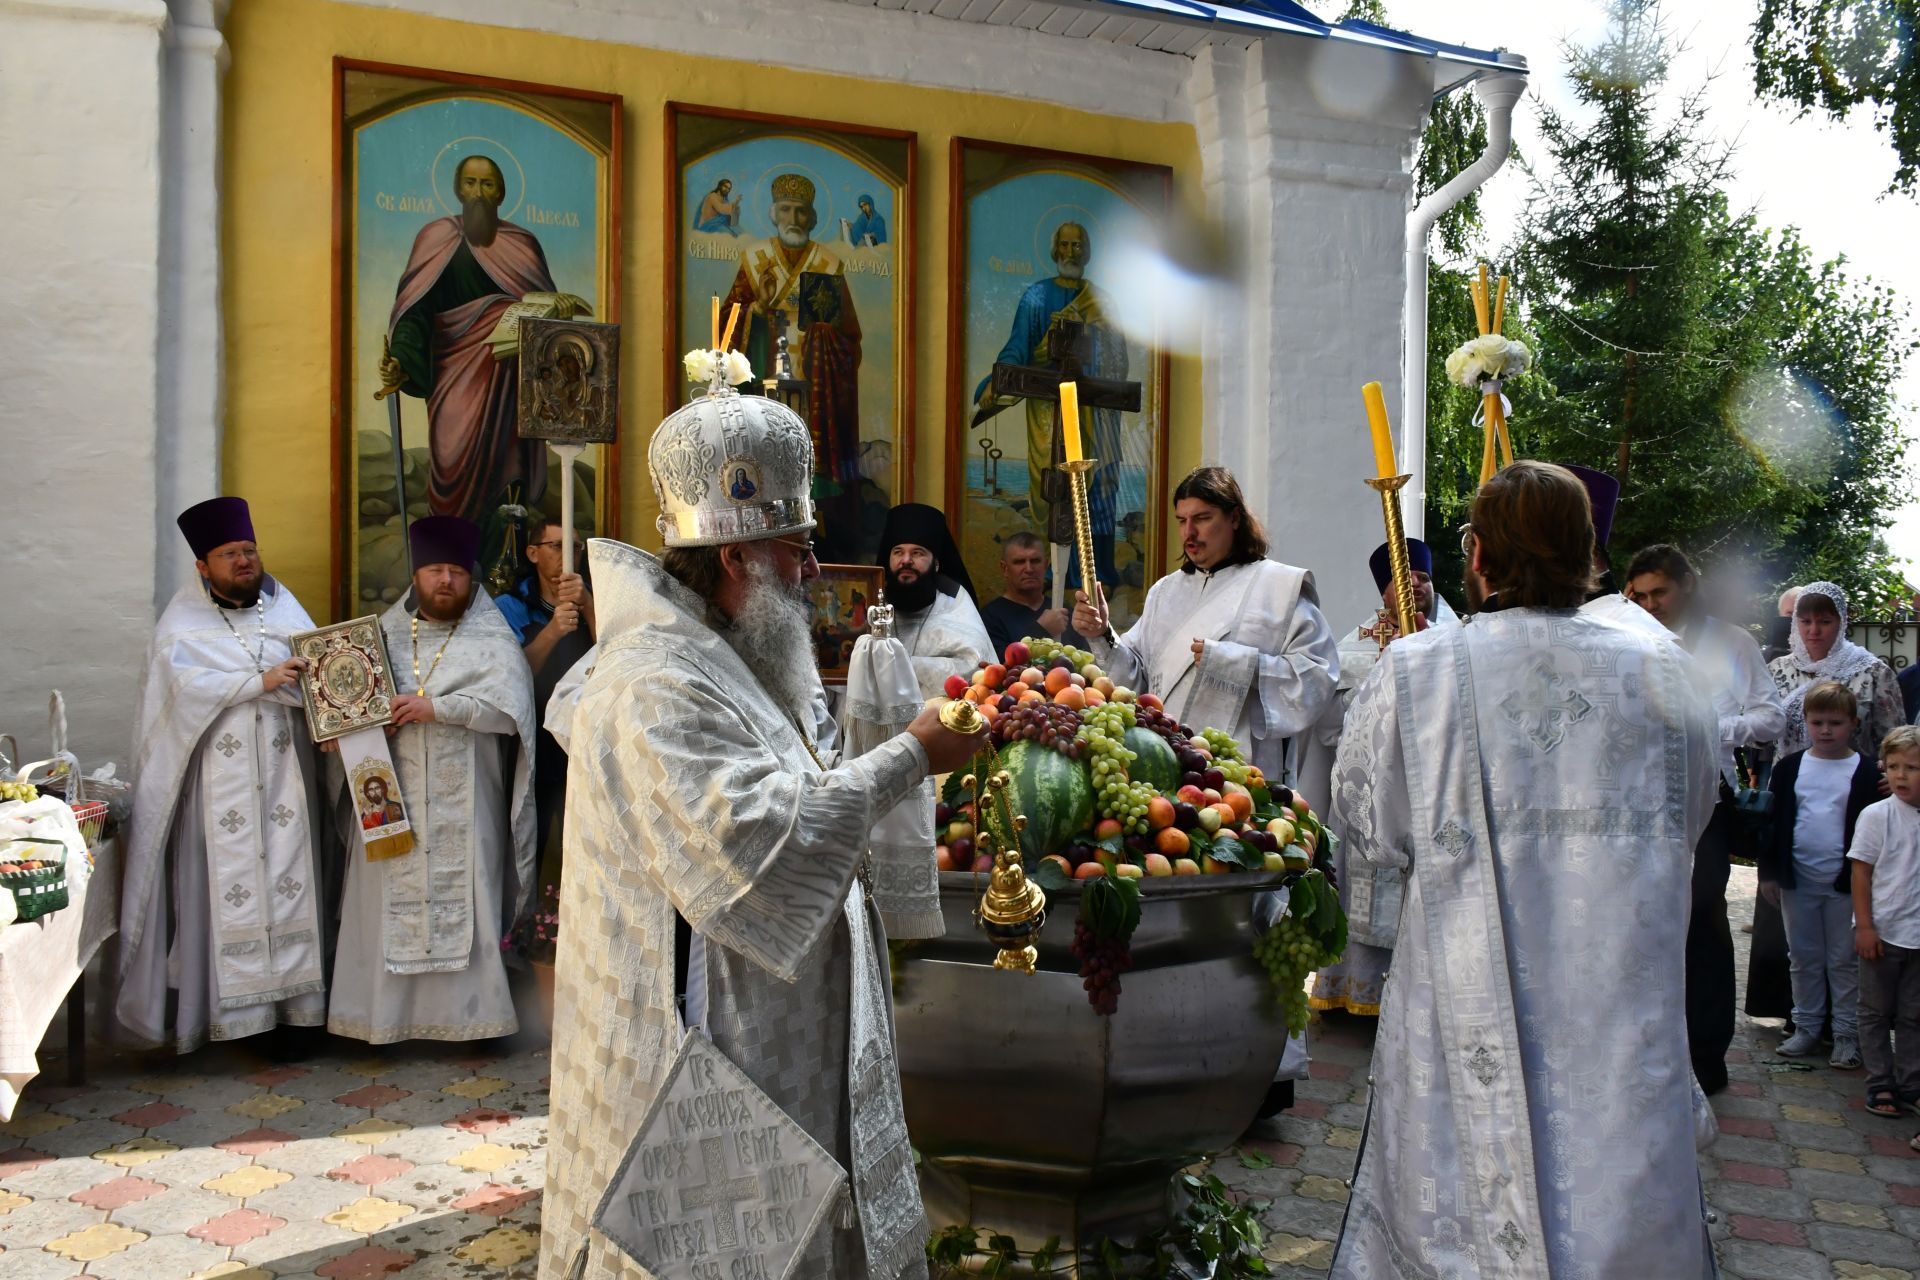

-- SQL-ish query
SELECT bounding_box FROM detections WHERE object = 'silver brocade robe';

[894,582,994,700]
[119,580,328,1052]
[1300,596,1460,1016]
[1329,607,1719,1280]
[539,541,932,1280]
[1090,559,1338,784]
[327,588,535,1044]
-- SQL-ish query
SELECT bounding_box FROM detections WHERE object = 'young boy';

[1852,724,1920,1116]
[1760,680,1884,1068]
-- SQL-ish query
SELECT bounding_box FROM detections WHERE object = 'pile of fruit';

[935,636,1346,1027]
[0,780,40,804]
[0,848,57,875]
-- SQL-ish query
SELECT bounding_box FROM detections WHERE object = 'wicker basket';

[1,838,69,922]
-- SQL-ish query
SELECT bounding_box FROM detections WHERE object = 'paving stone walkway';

[3,866,1913,1278]
[1218,865,1920,1279]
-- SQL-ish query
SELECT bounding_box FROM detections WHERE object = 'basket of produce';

[0,838,69,921]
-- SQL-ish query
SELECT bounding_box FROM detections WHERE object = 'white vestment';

[1302,596,1459,1016]
[328,588,535,1044]
[1090,559,1339,784]
[1582,588,1675,642]
[894,581,994,700]
[119,580,328,1052]
[540,541,931,1280]
[1329,607,1719,1280]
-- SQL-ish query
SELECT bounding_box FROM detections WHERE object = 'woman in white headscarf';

[1769,581,1904,756]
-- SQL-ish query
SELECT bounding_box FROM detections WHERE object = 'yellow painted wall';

[224,0,1201,618]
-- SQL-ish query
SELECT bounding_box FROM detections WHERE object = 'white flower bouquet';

[683,348,755,389]
[1445,332,1532,390]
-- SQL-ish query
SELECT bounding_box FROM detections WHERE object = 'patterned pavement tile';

[203,1164,295,1198]
[442,1107,516,1137]
[437,1076,509,1101]
[83,1229,234,1280]
[44,1220,149,1261]
[388,1165,491,1212]
[0,1243,99,1280]
[1,1111,75,1140]
[333,1118,411,1147]
[69,1174,166,1210]
[110,1101,193,1129]
[370,1126,472,1166]
[229,1215,362,1266]
[1,1154,116,1200]
[215,1127,300,1157]
[127,1074,206,1096]
[332,1085,411,1111]
[188,1206,288,1247]
[452,1224,539,1268]
[1819,1200,1895,1230]
[225,1093,305,1122]
[313,1244,419,1279]
[134,1144,250,1188]
[446,1142,523,1174]
[450,1184,538,1217]
[240,1067,310,1089]
[336,1058,395,1080]
[242,1174,363,1226]
[0,1188,29,1213]
[264,1138,375,1180]
[1832,1264,1916,1280]
[327,1155,414,1187]
[0,1146,56,1178]
[322,1196,414,1235]
[0,1194,105,1249]
[111,1184,240,1237]
[31,1118,135,1159]
[47,1088,148,1124]
[92,1136,179,1168]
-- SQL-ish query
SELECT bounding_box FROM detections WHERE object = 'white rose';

[683,349,720,386]
[1468,333,1510,362]
[722,350,754,386]
[1502,340,1533,377]
[1445,346,1472,387]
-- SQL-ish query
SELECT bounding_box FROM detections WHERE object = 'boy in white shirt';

[1762,681,1882,1068]
[1852,724,1920,1117]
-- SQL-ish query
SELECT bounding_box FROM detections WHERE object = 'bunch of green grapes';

[1196,728,1251,788]
[0,780,38,804]
[1255,912,1334,1036]
[1027,636,1096,674]
[1079,702,1156,835]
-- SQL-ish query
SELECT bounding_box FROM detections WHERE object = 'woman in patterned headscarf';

[1769,581,1904,756]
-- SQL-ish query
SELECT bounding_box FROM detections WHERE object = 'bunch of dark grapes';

[989,700,1085,760]
[1072,919,1134,1016]
[1133,702,1189,746]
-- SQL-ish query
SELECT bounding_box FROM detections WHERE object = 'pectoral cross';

[976,318,1142,608]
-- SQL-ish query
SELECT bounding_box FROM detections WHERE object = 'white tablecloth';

[0,837,119,1118]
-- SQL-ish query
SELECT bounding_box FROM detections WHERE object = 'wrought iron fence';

[1851,619,1918,672]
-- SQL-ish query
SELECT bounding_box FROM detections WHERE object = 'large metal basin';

[894,870,1289,1257]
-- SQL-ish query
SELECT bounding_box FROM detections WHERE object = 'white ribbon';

[1471,378,1513,426]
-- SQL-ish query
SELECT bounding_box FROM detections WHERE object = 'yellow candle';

[1362,381,1397,478]
[720,302,742,352]
[710,295,720,350]
[1060,380,1083,462]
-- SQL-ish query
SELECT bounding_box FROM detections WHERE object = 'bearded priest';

[327,516,536,1044]
[1070,466,1338,786]
[877,502,994,699]
[1328,461,1720,1279]
[539,373,986,1279]
[120,498,329,1053]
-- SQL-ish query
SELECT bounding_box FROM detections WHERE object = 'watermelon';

[1123,726,1181,793]
[998,739,1095,862]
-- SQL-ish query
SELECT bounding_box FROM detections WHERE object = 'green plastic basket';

[1,838,68,922]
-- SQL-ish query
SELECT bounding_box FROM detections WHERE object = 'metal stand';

[1062,458,1100,612]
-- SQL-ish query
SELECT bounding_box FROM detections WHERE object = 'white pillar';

[0,0,169,772]
[1190,36,1430,632]
[157,0,232,604]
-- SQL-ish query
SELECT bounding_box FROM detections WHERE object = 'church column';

[158,0,232,603]
[1190,37,1430,632]
[0,0,169,771]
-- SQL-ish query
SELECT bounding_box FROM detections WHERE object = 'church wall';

[0,1,169,773]
[220,0,1205,621]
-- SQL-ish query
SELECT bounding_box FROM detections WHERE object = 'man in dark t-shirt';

[981,531,1086,659]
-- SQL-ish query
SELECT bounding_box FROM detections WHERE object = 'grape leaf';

[1238,1150,1275,1169]
[1029,858,1072,894]
[1185,826,1215,859]
[1289,872,1319,923]
[1111,872,1142,936]
[1095,832,1126,859]
[1209,834,1260,870]
[1312,870,1340,936]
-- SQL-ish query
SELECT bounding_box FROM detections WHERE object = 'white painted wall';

[0,0,1460,770]
[0,0,169,775]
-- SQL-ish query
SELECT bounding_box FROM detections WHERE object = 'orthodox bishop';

[539,359,985,1279]
[877,502,994,699]
[327,516,536,1044]
[120,498,329,1052]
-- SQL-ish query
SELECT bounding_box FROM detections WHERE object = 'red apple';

[943,674,968,700]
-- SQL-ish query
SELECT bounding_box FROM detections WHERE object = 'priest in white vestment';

[877,502,994,698]
[539,373,985,1280]
[120,498,330,1052]
[1329,462,1719,1280]
[1070,466,1338,787]
[327,516,535,1044]
[1304,539,1458,1019]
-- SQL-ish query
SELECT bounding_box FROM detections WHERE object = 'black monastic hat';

[176,497,255,560]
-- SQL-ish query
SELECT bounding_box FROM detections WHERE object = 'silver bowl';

[894,869,1289,1256]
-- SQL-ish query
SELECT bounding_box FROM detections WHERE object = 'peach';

[1041,854,1073,878]
[1143,853,1173,876]
[1138,693,1163,710]
[1094,677,1116,696]
[1074,861,1107,880]
[983,662,1007,687]
[1095,817,1124,841]
[1154,826,1190,856]
[1172,857,1201,876]
[1085,689,1106,707]
[1146,795,1176,831]
[1113,862,1143,879]
[1202,855,1231,875]
[935,846,955,871]
[1177,784,1207,807]
[1053,685,1087,711]
[1223,792,1254,823]
[1044,667,1073,695]
[1021,667,1045,687]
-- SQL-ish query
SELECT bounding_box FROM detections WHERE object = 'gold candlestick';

[1063,457,1100,607]
[1365,474,1418,643]
[953,743,1047,974]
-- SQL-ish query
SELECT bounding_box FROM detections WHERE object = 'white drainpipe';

[1401,62,1529,538]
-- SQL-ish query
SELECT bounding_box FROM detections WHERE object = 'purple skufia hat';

[1369,539,1433,593]
[408,516,480,569]
[177,496,255,560]
[1560,464,1621,548]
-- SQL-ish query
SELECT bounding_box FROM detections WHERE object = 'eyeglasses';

[767,536,820,565]
[209,546,260,563]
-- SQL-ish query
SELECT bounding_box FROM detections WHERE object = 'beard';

[462,197,500,246]
[207,574,261,610]
[775,221,810,250]
[1054,259,1085,280]
[726,556,819,723]
[886,568,937,614]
